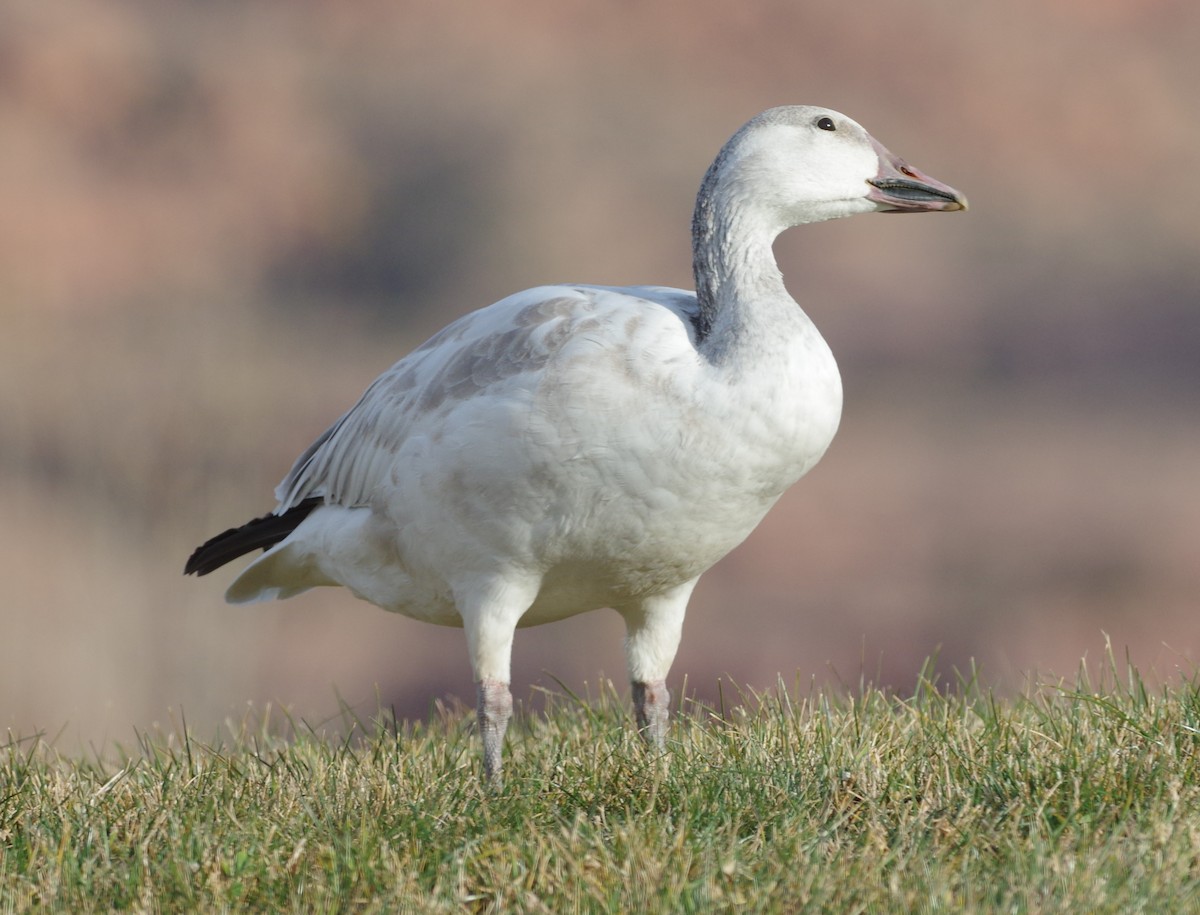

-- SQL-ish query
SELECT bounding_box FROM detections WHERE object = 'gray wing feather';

[272,284,699,513]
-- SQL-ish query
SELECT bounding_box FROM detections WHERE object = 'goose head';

[703,105,967,233]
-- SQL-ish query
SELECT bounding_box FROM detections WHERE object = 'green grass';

[5,658,1200,913]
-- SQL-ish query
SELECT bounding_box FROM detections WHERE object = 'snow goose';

[186,106,966,783]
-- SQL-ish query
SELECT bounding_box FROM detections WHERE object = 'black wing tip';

[183,524,249,577]
[184,497,323,577]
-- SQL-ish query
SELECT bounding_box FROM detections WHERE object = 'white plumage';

[187,105,965,782]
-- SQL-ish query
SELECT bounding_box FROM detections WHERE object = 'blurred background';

[3,1,1198,744]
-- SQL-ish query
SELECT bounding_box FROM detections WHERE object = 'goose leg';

[476,678,513,783]
[632,679,671,747]
[460,578,534,786]
[621,578,698,749]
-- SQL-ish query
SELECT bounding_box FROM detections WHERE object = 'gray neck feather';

[690,146,792,361]
[690,153,729,343]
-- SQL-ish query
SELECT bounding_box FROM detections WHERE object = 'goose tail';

[184,497,323,577]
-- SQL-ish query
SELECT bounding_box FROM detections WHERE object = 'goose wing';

[273,283,701,514]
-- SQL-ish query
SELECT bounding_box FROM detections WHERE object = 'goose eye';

[815,116,836,131]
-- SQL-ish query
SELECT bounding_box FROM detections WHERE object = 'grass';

[4,656,1200,913]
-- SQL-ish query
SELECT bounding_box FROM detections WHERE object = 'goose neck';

[691,176,796,362]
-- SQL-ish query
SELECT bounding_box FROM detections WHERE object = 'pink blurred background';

[3,1,1198,743]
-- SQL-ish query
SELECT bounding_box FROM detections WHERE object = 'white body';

[229,282,841,640]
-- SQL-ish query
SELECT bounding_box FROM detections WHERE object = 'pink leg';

[477,678,513,785]
[632,679,671,748]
